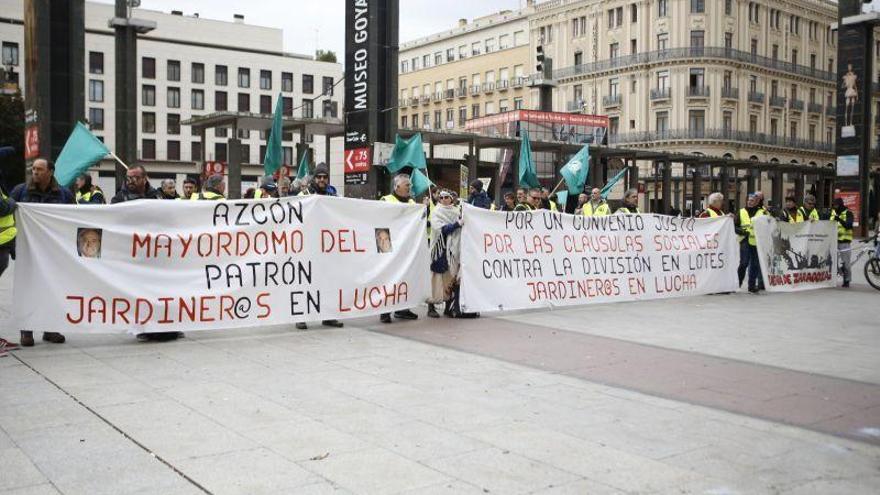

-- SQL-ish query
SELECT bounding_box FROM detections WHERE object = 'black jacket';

[111,183,160,203]
[10,177,75,204]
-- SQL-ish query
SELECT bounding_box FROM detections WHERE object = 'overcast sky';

[95,0,525,59]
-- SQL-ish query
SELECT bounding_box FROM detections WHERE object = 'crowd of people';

[0,158,860,352]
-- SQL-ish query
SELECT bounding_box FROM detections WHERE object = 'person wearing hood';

[111,165,160,203]
[734,191,768,293]
[427,190,463,318]
[830,196,855,288]
[302,164,338,196]
[467,180,492,209]
[157,178,180,200]
[254,176,278,199]
[10,158,75,346]
[74,173,106,204]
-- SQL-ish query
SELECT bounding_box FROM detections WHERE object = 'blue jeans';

[748,245,764,291]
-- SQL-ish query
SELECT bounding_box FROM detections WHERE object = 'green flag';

[295,148,310,180]
[518,130,540,188]
[411,168,434,198]
[263,93,284,175]
[54,122,110,187]
[555,191,569,212]
[600,167,629,199]
[559,145,589,195]
[386,134,427,173]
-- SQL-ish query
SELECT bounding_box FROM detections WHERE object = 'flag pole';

[548,178,565,195]
[108,151,129,171]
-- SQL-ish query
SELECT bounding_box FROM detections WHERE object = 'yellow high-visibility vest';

[738,207,767,246]
[799,207,820,221]
[380,194,415,204]
[191,191,225,200]
[582,201,610,216]
[0,190,16,246]
[830,209,853,242]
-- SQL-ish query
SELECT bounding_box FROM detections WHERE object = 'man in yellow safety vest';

[798,193,821,221]
[582,188,610,216]
[379,174,420,324]
[780,196,804,223]
[830,197,855,287]
[735,192,768,293]
[191,174,225,200]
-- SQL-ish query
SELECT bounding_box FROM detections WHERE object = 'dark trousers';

[0,246,10,279]
[737,241,750,286]
[747,245,764,291]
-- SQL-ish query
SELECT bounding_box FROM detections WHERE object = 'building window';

[790,121,798,140]
[447,47,456,61]
[142,85,156,106]
[323,76,334,96]
[192,142,202,161]
[690,30,705,48]
[514,97,524,110]
[260,95,272,114]
[657,70,669,90]
[191,89,204,110]
[722,111,732,133]
[238,68,250,88]
[401,116,408,128]
[657,33,668,50]
[609,117,619,136]
[323,100,338,118]
[283,147,293,165]
[142,57,155,79]
[574,51,583,66]
[283,97,293,116]
[689,68,705,88]
[260,70,272,90]
[810,54,817,69]
[282,72,293,92]
[656,111,668,133]
[88,80,104,102]
[690,0,704,14]
[471,104,480,119]
[723,71,732,89]
[167,141,180,161]
[771,44,779,60]
[458,106,467,126]
[88,108,104,130]
[609,43,619,59]
[446,108,455,126]
[751,39,758,56]
[808,124,816,143]
[725,0,732,16]
[215,65,228,86]
[142,139,156,160]
[1,42,18,66]
[215,91,228,111]
[749,115,758,135]
[192,63,205,84]
[688,110,705,134]
[167,87,180,108]
[302,99,314,118]
[214,143,227,162]
[658,0,668,18]
[142,112,156,133]
[215,128,228,138]
[167,114,180,135]
[238,93,250,112]
[631,4,638,22]
[485,38,496,53]
[724,32,733,49]
[472,41,481,56]
[434,110,443,128]
[88,51,103,74]
[302,74,314,94]
[770,118,778,136]
[167,60,180,81]
[791,49,798,65]
[609,78,619,97]
[630,39,637,54]
[412,114,419,128]
[423,54,431,68]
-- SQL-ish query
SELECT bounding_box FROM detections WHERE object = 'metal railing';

[456,88,468,98]
[607,128,833,153]
[721,87,739,99]
[748,91,765,104]
[498,79,509,90]
[552,46,836,82]
[808,102,823,114]
[769,95,786,107]
[687,85,710,97]
[790,99,804,111]
[470,85,481,95]
[603,94,622,107]
[650,87,671,100]
[566,100,585,112]
[827,105,836,116]
[483,82,496,93]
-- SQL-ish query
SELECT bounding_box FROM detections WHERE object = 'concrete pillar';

[794,172,804,203]
[661,160,672,214]
[227,138,242,199]
[690,167,702,216]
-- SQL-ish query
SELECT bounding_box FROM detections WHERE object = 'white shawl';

[430,204,462,276]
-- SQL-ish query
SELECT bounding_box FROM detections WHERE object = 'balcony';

[826,106,836,117]
[445,89,455,100]
[748,91,765,104]
[789,99,804,112]
[721,87,739,100]
[808,102,823,114]
[409,97,419,107]
[650,87,671,100]
[552,46,836,82]
[456,87,468,98]
[602,94,622,107]
[566,100,585,112]
[511,77,525,88]
[470,85,481,95]
[498,79,509,90]
[607,128,834,153]
[420,95,431,105]
[434,92,444,102]
[769,95,786,108]
[687,86,710,98]
[483,82,495,94]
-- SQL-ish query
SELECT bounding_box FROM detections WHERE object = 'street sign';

[345,147,371,173]
[204,161,227,176]
[344,173,368,185]
[24,126,39,160]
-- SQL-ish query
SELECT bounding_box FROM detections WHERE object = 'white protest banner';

[459,205,739,313]
[753,217,837,292]
[13,196,429,334]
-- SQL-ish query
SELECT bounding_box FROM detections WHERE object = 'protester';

[378,174,420,324]
[699,192,725,218]
[735,192,768,293]
[74,174,106,204]
[111,165,159,203]
[302,164,338,196]
[467,180,492,209]
[0,180,16,352]
[111,166,183,342]
[500,192,517,211]
[254,176,278,199]
[298,176,312,195]
[191,174,225,200]
[514,187,532,211]
[582,188,610,216]
[243,188,256,199]
[780,196,804,223]
[427,190,462,318]
[182,178,198,200]
[830,197,854,288]
[576,192,588,213]
[278,176,291,197]
[157,178,180,200]
[616,188,641,214]
[540,187,557,211]
[799,193,821,221]
[10,158,74,346]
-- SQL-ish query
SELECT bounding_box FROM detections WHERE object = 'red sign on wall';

[204,161,227,176]
[837,191,861,227]
[24,126,39,160]
[344,147,371,173]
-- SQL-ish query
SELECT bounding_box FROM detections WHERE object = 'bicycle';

[840,234,880,291]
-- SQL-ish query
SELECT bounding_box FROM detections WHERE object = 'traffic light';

[536,45,545,74]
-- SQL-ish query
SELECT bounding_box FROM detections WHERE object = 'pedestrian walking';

[9,158,74,346]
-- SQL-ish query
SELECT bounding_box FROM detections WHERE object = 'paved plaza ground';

[1,251,878,495]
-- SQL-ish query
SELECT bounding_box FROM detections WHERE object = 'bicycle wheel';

[864,257,880,291]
